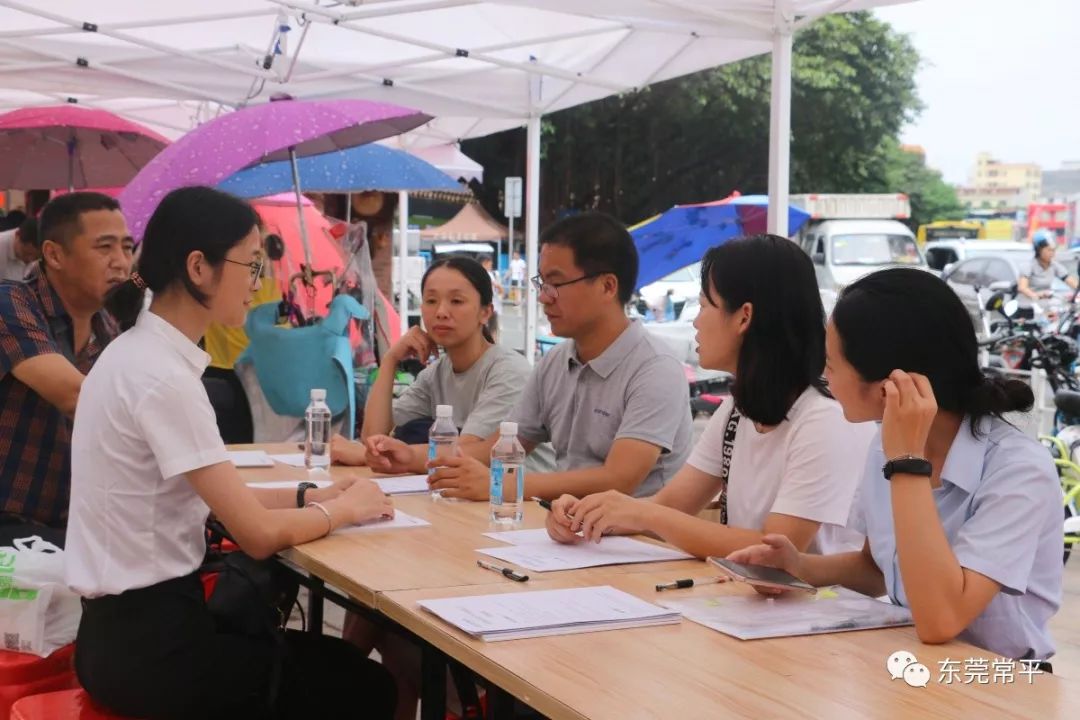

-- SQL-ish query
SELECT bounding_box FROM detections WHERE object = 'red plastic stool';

[0,645,79,720]
[9,689,133,720]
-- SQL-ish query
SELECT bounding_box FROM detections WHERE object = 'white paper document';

[227,450,274,468]
[268,453,309,468]
[481,528,554,545]
[374,475,430,495]
[246,479,333,490]
[335,510,431,534]
[476,534,692,572]
[418,585,681,641]
[660,586,913,640]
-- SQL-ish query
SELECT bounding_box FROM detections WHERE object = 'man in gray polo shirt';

[366,212,692,499]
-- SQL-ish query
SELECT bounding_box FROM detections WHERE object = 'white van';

[791,194,926,291]
[799,219,925,291]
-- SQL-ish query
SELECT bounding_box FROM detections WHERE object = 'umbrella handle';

[288,267,337,299]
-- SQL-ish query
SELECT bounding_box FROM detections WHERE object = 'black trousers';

[75,573,396,720]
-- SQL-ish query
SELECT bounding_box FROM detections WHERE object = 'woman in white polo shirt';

[65,187,397,719]
[730,268,1062,664]
[546,233,873,556]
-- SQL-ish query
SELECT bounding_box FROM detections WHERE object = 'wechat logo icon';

[887,650,930,688]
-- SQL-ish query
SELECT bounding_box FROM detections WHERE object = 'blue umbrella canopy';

[631,194,810,289]
[218,142,466,198]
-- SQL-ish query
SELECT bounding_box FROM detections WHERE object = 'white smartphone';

[707,557,816,594]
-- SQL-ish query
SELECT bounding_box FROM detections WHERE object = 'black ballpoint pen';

[476,559,529,582]
[532,496,573,519]
[655,577,723,591]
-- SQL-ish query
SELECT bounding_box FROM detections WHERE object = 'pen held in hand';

[532,496,574,520]
[476,559,529,583]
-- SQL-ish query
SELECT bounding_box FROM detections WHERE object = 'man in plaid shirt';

[0,192,133,546]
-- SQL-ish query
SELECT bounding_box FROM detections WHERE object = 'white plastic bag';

[0,536,81,656]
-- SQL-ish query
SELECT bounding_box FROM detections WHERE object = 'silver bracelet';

[305,501,333,536]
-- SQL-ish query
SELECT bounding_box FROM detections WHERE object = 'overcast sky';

[874,0,1080,185]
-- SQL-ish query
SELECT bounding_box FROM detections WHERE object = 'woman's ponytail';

[105,271,147,332]
[964,374,1034,418]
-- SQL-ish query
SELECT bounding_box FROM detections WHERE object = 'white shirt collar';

[135,309,211,373]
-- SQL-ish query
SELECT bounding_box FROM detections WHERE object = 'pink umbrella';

[120,98,431,250]
[0,106,169,191]
[253,193,344,318]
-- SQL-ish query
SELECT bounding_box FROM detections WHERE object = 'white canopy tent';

[0,0,915,358]
[398,142,483,183]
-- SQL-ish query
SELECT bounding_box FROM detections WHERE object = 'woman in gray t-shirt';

[332,255,528,466]
[332,255,532,720]
[1018,238,1077,300]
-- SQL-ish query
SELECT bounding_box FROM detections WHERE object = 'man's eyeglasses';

[224,257,264,283]
[530,272,604,300]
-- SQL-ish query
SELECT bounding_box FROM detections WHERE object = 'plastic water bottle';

[428,404,459,500]
[304,388,332,470]
[490,421,526,527]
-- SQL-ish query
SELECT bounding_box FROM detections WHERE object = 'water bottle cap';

[435,404,453,418]
[310,388,327,402]
[500,421,518,436]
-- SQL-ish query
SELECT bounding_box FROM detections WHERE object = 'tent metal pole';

[0,37,238,106]
[0,6,273,38]
[398,191,410,336]
[524,115,541,366]
[0,0,277,81]
[766,1,794,237]
[291,25,634,85]
[652,0,774,32]
[289,147,313,270]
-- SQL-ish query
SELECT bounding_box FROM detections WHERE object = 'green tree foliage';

[870,139,965,228]
[463,11,929,228]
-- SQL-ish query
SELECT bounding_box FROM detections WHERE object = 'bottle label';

[427,440,436,478]
[490,459,504,504]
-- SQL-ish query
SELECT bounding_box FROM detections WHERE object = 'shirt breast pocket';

[585,405,623,460]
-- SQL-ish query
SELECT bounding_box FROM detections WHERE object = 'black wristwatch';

[296,481,318,508]
[882,455,933,480]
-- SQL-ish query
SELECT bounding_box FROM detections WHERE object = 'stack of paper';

[477,528,692,572]
[228,450,274,468]
[660,586,913,640]
[374,475,430,495]
[269,453,309,468]
[419,585,681,641]
[336,510,431,534]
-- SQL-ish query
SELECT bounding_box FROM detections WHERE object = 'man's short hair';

[38,192,122,249]
[0,210,26,232]
[17,217,39,249]
[539,212,639,305]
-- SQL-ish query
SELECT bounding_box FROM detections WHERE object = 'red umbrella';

[0,105,169,191]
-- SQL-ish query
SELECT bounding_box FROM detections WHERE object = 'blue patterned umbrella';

[218,143,465,198]
[631,194,811,289]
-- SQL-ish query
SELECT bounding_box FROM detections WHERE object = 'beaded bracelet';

[305,501,333,536]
